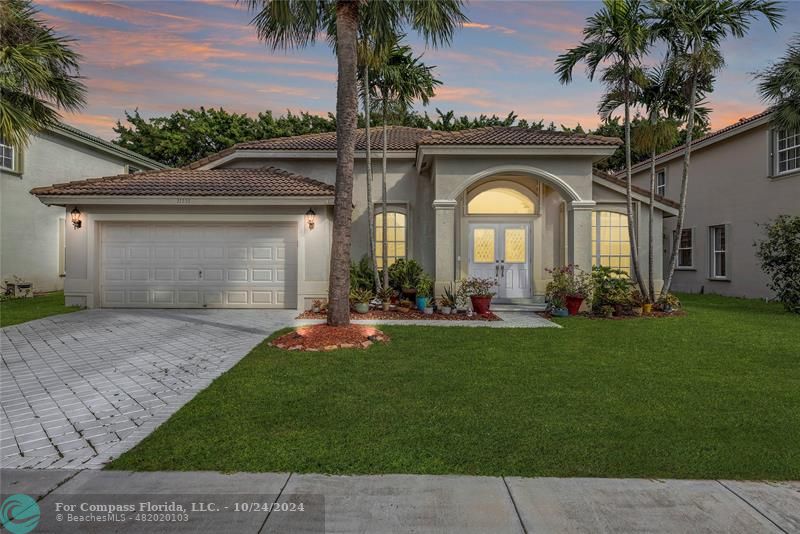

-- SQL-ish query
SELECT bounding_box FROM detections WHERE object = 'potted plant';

[546,265,589,316]
[415,274,433,311]
[349,288,373,314]
[657,293,680,313]
[549,295,569,317]
[377,287,394,312]
[311,299,324,313]
[397,300,412,313]
[438,284,457,315]
[642,301,653,315]
[601,304,614,318]
[460,277,495,314]
[389,259,423,301]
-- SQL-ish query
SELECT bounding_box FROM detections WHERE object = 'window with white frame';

[591,211,631,274]
[656,170,666,196]
[776,129,799,174]
[710,225,727,278]
[375,210,407,269]
[677,228,693,268]
[0,137,14,171]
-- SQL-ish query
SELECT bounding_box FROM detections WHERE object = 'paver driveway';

[0,308,297,469]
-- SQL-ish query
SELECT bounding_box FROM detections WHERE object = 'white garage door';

[100,223,298,308]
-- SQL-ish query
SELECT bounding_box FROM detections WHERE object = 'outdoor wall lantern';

[305,208,316,230]
[70,207,82,229]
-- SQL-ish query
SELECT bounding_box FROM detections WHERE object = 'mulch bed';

[270,324,389,351]
[296,308,501,322]
[538,310,686,320]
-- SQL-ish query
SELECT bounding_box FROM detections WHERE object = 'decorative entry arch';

[447,164,583,204]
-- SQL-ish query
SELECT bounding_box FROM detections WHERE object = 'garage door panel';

[101,223,298,308]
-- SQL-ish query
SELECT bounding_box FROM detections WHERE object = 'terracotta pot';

[565,296,584,315]
[382,302,390,312]
[470,295,492,314]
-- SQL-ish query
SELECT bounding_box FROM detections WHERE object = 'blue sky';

[37,0,800,139]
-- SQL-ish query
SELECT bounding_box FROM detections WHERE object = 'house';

[1,123,165,292]
[31,126,677,309]
[628,111,800,299]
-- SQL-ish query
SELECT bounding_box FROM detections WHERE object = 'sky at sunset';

[37,0,800,140]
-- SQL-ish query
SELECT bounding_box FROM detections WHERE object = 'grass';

[108,294,800,480]
[0,291,81,327]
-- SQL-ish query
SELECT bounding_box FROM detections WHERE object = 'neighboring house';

[629,111,800,299]
[1,123,165,292]
[32,126,677,309]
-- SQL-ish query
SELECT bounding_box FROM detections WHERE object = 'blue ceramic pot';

[416,296,429,311]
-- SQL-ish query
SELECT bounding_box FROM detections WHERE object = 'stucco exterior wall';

[630,122,800,298]
[1,132,141,292]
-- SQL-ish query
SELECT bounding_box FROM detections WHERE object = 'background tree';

[369,38,440,289]
[0,0,86,147]
[756,33,800,131]
[651,0,783,299]
[113,108,336,167]
[245,0,466,326]
[556,0,651,299]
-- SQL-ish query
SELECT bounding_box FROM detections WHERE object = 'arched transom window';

[467,181,536,215]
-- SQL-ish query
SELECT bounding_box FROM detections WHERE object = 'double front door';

[468,222,531,300]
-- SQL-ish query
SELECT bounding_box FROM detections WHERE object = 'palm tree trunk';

[381,95,389,290]
[648,146,656,302]
[327,0,359,326]
[363,64,380,293]
[662,76,698,299]
[624,77,648,300]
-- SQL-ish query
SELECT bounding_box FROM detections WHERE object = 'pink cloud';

[463,21,516,35]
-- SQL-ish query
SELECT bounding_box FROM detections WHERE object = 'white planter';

[423,307,434,315]
[440,306,452,315]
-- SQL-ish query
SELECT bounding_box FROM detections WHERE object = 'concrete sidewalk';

[1,469,797,533]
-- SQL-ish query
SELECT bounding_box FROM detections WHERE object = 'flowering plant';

[546,264,592,300]
[458,277,496,297]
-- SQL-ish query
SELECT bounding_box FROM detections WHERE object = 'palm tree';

[369,39,440,289]
[0,0,86,147]
[555,0,651,299]
[245,0,466,326]
[650,0,784,298]
[756,33,800,131]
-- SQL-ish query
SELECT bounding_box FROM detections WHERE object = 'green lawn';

[0,291,81,327]
[109,294,800,480]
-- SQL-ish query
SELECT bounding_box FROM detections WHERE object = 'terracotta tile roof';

[626,109,772,175]
[185,126,623,169]
[419,127,622,146]
[30,167,334,197]
[593,170,680,209]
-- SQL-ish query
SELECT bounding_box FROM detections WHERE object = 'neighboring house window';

[710,225,727,279]
[656,170,666,196]
[0,137,14,171]
[375,211,406,269]
[591,211,631,274]
[677,228,693,268]
[776,129,799,174]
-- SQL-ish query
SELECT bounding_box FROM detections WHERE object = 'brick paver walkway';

[0,309,297,469]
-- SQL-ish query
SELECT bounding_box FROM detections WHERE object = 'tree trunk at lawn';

[327,0,359,326]
[381,95,389,290]
[363,64,380,292]
[648,145,656,302]
[662,76,698,299]
[624,77,648,300]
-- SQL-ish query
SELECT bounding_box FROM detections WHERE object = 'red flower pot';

[565,296,584,315]
[470,295,492,314]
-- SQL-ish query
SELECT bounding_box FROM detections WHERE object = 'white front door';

[468,223,531,300]
[100,223,298,308]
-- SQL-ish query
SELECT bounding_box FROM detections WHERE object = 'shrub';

[755,215,800,313]
[350,255,375,291]
[349,287,374,304]
[386,259,424,292]
[416,274,434,298]
[590,265,632,312]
